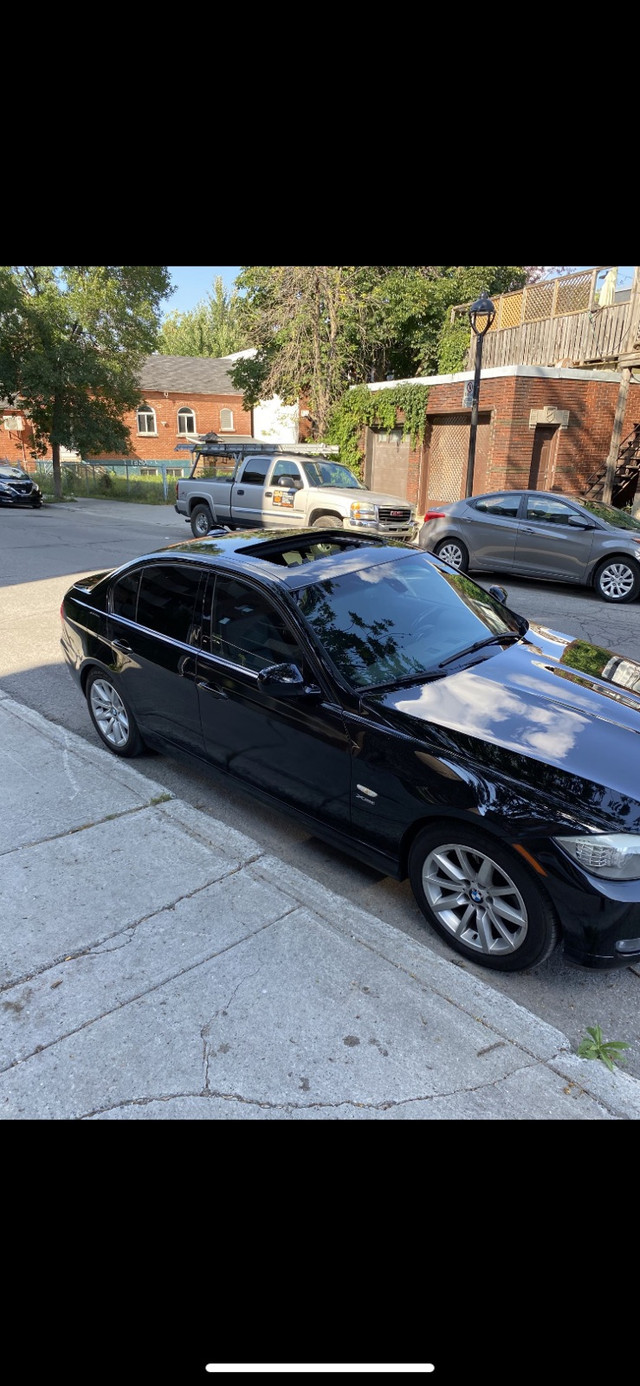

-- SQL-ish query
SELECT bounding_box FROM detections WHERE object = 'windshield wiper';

[438,632,521,668]
[367,667,445,691]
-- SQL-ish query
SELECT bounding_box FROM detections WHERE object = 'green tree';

[230,266,538,438]
[0,266,172,499]
[159,276,247,358]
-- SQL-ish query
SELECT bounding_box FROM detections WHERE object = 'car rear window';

[473,495,520,517]
[136,565,203,643]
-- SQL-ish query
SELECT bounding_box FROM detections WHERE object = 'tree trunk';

[52,439,62,501]
[602,368,631,505]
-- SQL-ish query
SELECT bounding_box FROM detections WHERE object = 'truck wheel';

[312,515,343,529]
[190,504,215,538]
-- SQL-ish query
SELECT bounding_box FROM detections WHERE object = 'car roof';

[471,490,585,503]
[109,529,418,592]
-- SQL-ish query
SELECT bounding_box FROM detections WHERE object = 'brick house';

[0,352,301,474]
[362,365,640,514]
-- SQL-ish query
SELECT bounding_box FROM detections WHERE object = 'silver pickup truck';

[175,442,417,541]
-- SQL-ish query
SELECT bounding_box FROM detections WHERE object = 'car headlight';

[554,833,640,880]
[350,501,377,518]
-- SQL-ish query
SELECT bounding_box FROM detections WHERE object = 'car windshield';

[297,553,522,688]
[301,460,365,490]
[0,465,27,478]
[580,500,640,532]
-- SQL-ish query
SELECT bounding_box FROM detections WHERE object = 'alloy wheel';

[437,542,464,569]
[89,679,130,748]
[598,562,636,600]
[422,843,528,956]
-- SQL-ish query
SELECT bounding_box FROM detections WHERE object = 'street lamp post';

[465,291,496,496]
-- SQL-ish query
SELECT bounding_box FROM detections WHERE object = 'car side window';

[525,499,576,525]
[240,458,270,487]
[211,575,304,672]
[136,564,203,643]
[111,570,140,621]
[473,495,520,518]
[272,461,303,489]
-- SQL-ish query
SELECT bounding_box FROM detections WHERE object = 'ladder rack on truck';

[187,436,339,478]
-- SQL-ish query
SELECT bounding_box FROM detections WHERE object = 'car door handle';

[112,637,132,651]
[236,489,244,496]
[264,491,273,497]
[520,526,537,533]
[196,678,228,699]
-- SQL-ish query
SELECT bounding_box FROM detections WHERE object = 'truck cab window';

[241,459,270,487]
[272,461,303,490]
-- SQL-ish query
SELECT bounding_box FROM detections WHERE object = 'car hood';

[361,622,640,807]
[318,487,414,510]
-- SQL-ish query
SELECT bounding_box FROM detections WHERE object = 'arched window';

[177,406,196,435]
[220,408,234,431]
[137,404,157,435]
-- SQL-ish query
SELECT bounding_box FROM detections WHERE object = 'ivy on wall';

[327,383,430,477]
[437,316,472,374]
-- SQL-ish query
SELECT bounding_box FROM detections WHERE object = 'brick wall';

[0,412,31,467]
[88,390,253,463]
[0,392,254,469]
[413,373,640,503]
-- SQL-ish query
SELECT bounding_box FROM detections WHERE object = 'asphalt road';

[3,497,640,1078]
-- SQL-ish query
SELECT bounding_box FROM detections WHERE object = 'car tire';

[312,515,343,529]
[190,504,216,538]
[593,556,640,603]
[433,538,469,572]
[31,498,43,509]
[85,669,144,758]
[408,823,560,972]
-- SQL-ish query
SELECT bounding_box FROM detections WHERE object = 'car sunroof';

[238,534,385,566]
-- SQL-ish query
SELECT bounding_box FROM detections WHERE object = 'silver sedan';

[419,490,640,602]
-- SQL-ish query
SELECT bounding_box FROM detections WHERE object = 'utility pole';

[603,267,640,504]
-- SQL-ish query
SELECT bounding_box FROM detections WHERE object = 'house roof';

[139,355,241,395]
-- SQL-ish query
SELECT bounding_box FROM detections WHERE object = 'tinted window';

[298,553,519,688]
[473,495,520,518]
[525,498,577,524]
[212,576,303,671]
[112,571,140,621]
[136,565,202,643]
[241,458,270,487]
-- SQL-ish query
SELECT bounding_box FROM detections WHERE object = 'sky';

[165,267,241,315]
[163,265,635,317]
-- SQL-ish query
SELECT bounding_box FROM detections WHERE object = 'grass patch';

[33,469,177,505]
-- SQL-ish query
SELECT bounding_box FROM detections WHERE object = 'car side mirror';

[488,585,508,604]
[567,515,594,528]
[257,663,321,699]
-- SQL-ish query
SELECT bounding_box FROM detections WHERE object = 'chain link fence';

[33,460,190,503]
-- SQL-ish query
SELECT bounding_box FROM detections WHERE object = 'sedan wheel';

[594,557,640,603]
[86,671,143,757]
[434,538,469,572]
[408,825,560,971]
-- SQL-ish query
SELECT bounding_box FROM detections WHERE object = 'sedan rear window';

[473,495,520,517]
[136,565,203,643]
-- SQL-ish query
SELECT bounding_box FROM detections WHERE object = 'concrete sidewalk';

[2,689,640,1120]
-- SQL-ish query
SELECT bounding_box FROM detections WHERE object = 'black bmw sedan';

[61,528,640,974]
